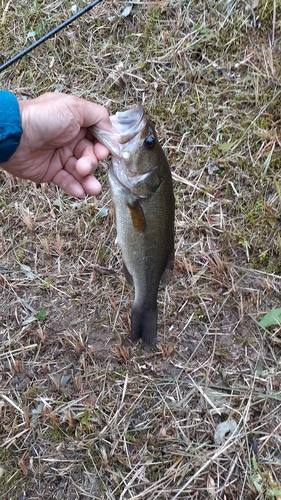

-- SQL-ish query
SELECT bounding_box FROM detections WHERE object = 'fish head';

[91,106,165,197]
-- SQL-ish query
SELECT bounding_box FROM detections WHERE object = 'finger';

[81,175,102,196]
[74,138,109,176]
[74,137,96,160]
[52,155,103,197]
[79,135,109,160]
[93,142,110,160]
[52,169,86,198]
[67,155,102,195]
[75,155,98,177]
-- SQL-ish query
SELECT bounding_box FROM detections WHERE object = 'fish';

[91,106,175,346]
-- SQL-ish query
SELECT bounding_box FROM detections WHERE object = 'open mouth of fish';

[90,106,146,161]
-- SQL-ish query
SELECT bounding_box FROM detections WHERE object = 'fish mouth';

[110,107,145,138]
[90,106,146,160]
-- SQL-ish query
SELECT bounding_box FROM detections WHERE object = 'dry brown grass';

[1,0,281,498]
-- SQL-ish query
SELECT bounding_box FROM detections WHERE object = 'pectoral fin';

[127,200,146,232]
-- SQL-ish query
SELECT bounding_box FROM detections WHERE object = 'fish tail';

[131,303,158,346]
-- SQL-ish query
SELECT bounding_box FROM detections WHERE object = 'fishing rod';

[0,0,104,73]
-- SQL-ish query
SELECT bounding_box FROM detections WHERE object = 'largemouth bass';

[91,106,175,346]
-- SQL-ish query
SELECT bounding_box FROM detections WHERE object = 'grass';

[1,0,281,498]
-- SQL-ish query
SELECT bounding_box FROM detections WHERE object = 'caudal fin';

[130,303,158,346]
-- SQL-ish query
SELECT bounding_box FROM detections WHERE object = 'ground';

[1,0,281,498]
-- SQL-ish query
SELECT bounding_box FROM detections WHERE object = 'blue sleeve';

[0,90,23,162]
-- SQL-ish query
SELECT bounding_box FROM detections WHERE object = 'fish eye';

[144,135,155,150]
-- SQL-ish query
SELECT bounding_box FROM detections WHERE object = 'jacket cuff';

[0,90,23,162]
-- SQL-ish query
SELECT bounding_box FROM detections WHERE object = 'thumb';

[75,98,112,131]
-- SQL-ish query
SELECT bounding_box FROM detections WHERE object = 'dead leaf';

[207,474,216,498]
[115,344,130,361]
[18,451,28,477]
[161,343,174,358]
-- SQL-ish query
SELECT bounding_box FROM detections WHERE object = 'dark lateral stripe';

[127,201,146,232]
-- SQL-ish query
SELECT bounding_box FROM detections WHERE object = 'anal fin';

[160,248,174,286]
[123,261,134,286]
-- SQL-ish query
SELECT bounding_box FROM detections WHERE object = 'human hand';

[0,92,111,198]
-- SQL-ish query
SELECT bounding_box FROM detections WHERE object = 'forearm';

[0,90,23,163]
